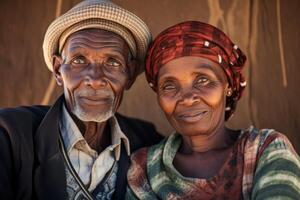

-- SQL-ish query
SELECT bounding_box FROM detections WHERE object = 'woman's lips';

[176,110,208,123]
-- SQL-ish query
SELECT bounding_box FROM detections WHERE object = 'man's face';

[53,29,132,122]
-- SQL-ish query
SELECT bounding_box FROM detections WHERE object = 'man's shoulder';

[115,113,163,151]
[0,105,50,138]
[0,105,49,123]
[0,105,50,114]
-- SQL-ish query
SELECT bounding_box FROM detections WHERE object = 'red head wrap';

[145,21,247,120]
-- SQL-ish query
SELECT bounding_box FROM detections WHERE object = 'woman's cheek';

[158,95,176,117]
[203,87,225,107]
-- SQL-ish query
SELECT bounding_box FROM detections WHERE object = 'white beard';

[73,104,114,123]
[71,88,115,123]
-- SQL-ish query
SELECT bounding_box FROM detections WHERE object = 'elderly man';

[0,0,162,199]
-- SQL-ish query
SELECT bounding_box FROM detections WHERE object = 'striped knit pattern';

[251,132,300,199]
[126,127,300,200]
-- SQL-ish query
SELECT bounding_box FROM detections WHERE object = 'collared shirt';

[59,104,130,191]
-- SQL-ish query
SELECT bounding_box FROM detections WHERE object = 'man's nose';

[84,64,108,88]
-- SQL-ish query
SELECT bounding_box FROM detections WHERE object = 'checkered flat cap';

[43,0,152,74]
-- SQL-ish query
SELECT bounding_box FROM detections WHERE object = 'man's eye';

[71,57,86,65]
[105,58,122,68]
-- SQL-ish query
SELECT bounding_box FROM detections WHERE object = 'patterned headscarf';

[145,21,247,120]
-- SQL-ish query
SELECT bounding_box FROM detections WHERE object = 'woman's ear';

[226,86,233,97]
[125,59,139,90]
[52,55,63,86]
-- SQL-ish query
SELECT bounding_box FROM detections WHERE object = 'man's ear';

[125,59,139,90]
[52,55,63,86]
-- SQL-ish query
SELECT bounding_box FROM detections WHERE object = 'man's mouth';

[176,110,208,123]
[79,96,113,106]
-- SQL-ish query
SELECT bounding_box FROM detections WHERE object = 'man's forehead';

[62,28,129,54]
[67,29,125,43]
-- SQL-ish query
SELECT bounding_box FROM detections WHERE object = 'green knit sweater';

[126,127,300,199]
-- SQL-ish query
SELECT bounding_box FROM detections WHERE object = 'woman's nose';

[178,88,200,106]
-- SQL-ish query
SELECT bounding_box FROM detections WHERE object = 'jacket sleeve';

[0,128,15,199]
[251,135,300,199]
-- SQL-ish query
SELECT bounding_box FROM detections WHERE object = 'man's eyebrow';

[67,45,88,54]
[103,51,128,61]
[66,48,128,63]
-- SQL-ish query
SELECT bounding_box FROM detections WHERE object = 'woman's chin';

[173,124,211,137]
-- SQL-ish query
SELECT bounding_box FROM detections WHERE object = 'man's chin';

[73,107,114,123]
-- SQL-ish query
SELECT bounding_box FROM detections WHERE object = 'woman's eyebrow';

[196,63,216,71]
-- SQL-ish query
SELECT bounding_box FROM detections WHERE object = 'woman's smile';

[176,108,208,123]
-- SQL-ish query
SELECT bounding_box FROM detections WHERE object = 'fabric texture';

[61,133,119,200]
[64,161,119,200]
[145,21,247,120]
[126,127,300,200]
[0,95,162,200]
[43,0,152,74]
[60,104,130,191]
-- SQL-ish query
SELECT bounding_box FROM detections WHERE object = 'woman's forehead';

[158,56,227,81]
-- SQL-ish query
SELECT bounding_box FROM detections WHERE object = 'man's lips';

[79,96,113,106]
[176,110,208,123]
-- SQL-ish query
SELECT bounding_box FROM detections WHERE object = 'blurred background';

[0,0,299,153]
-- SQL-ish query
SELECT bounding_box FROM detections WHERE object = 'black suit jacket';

[0,96,162,200]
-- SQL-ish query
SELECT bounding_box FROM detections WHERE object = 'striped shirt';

[59,104,130,192]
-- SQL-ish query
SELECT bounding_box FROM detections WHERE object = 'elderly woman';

[126,21,300,199]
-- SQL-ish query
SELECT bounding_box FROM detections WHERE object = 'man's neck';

[83,121,110,153]
[70,111,111,153]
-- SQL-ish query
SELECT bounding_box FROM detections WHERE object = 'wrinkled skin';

[157,56,238,178]
[52,29,137,151]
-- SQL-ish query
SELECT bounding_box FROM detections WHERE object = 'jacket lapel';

[113,143,130,200]
[33,95,67,200]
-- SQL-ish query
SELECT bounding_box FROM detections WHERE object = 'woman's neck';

[180,124,232,154]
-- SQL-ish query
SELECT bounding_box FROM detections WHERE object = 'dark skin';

[52,29,137,153]
[157,56,239,179]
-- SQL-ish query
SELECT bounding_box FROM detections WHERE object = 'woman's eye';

[71,57,86,65]
[161,83,176,91]
[195,77,209,86]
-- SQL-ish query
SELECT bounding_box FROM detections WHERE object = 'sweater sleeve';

[125,186,139,200]
[126,147,159,200]
[0,128,15,200]
[251,135,300,200]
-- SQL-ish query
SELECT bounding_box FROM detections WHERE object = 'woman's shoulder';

[240,126,300,199]
[248,127,300,199]
[242,126,296,154]
[129,133,178,172]
[130,135,170,164]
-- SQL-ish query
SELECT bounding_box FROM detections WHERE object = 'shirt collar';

[59,103,130,160]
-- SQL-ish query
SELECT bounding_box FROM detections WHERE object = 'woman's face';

[157,56,229,136]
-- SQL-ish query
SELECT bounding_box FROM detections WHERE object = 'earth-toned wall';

[0,0,299,152]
